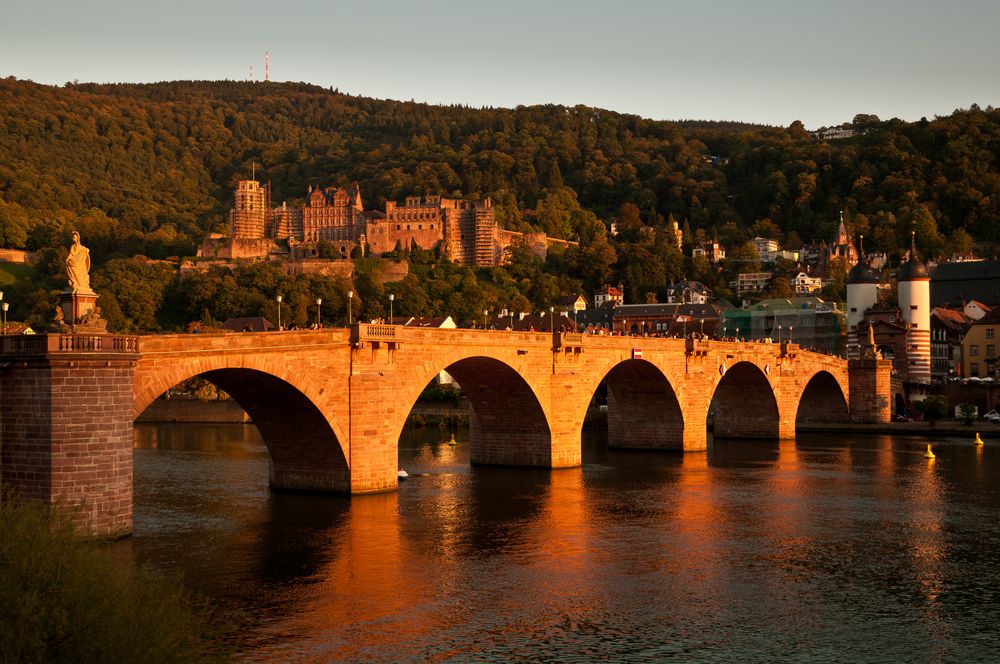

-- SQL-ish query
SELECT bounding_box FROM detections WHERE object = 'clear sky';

[3,0,998,128]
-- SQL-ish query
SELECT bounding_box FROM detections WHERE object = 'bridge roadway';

[0,325,892,536]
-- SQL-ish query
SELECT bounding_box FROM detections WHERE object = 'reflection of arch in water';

[397,356,553,467]
[709,361,779,438]
[137,368,349,492]
[601,359,685,450]
[795,370,850,426]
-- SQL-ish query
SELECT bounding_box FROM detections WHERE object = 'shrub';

[0,500,230,662]
[915,395,949,423]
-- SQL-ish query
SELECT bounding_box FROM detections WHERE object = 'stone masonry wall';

[1,350,136,537]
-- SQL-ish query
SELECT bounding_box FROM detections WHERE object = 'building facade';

[931,307,970,380]
[722,297,846,356]
[302,185,365,243]
[961,308,1000,378]
[225,180,511,268]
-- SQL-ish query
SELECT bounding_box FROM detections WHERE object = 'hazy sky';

[3,0,998,127]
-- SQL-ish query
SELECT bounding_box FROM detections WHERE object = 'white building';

[792,271,823,294]
[753,237,780,263]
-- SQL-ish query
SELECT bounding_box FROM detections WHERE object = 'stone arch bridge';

[0,325,891,536]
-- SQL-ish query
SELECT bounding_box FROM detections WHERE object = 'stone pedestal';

[58,288,106,333]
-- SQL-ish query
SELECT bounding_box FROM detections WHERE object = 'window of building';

[396,225,401,230]
[971,345,979,356]
[911,305,918,310]
[850,307,857,313]
[988,329,996,339]
[972,363,979,375]
[989,345,996,357]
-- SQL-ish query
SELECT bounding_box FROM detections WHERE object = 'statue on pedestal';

[55,231,105,332]
[66,230,91,293]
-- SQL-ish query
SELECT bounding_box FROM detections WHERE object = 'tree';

[91,258,176,332]
[750,218,782,242]
[915,395,948,423]
[0,198,30,248]
[765,276,794,299]
[821,257,849,302]
[852,113,881,131]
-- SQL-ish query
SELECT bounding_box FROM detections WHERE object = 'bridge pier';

[848,358,893,423]
[0,334,139,537]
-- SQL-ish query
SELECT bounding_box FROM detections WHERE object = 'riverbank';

[138,398,999,437]
[798,421,1000,437]
[136,397,250,423]
[137,396,471,425]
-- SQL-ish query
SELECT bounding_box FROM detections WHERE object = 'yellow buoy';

[448,433,458,446]
[975,432,984,446]
[924,444,936,459]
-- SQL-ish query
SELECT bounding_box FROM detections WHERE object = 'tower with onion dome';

[897,231,931,383]
[846,235,879,359]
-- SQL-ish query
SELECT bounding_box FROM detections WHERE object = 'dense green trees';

[1,77,999,329]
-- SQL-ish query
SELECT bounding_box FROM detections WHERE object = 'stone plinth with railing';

[0,333,140,537]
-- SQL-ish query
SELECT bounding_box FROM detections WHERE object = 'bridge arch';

[600,359,685,450]
[710,360,780,438]
[395,354,553,467]
[795,370,850,426]
[134,360,350,492]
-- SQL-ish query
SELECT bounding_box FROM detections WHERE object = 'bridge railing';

[552,331,584,352]
[0,333,141,356]
[351,323,398,346]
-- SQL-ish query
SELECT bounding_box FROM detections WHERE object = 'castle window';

[431,224,434,229]
[418,225,422,229]
[397,225,401,230]
[910,305,918,310]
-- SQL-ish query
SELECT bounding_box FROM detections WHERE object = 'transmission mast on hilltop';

[266,50,269,81]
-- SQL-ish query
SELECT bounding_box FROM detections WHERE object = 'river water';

[121,423,1000,662]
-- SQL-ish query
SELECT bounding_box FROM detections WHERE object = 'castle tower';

[846,235,879,359]
[231,179,267,239]
[897,231,931,383]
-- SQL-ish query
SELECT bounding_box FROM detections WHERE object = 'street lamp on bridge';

[483,309,488,329]
[347,290,353,325]
[1,302,7,336]
[549,306,554,333]
[388,293,394,323]
[316,298,322,328]
[276,294,283,330]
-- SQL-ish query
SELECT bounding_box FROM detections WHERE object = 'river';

[119,423,1000,662]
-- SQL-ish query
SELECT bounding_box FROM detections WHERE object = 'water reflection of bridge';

[0,325,892,535]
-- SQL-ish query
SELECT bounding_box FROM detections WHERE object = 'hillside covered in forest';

[0,77,997,331]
